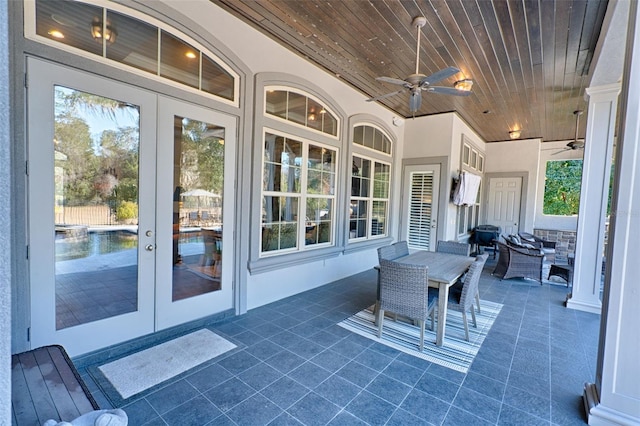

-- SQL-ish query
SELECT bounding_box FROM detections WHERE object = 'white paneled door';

[486,177,522,236]
[27,58,235,356]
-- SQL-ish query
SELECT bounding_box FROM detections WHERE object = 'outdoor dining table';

[395,251,474,346]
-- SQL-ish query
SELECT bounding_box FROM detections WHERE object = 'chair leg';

[462,312,470,342]
[430,309,435,331]
[475,291,481,313]
[470,306,477,328]
[419,320,425,351]
[377,309,384,338]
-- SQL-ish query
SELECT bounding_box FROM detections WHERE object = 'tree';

[543,160,583,215]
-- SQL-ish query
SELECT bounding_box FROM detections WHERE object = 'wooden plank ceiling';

[213,0,608,143]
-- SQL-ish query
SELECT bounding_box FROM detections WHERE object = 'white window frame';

[260,128,338,257]
[349,154,391,241]
[458,136,484,238]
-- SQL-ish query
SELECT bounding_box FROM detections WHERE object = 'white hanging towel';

[453,172,481,206]
[453,173,465,205]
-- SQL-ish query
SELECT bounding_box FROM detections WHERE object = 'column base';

[584,382,640,425]
[566,295,602,314]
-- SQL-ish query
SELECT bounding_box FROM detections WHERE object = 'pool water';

[55,231,138,261]
[55,230,205,261]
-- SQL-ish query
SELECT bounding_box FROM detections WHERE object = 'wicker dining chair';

[375,241,410,320]
[377,259,437,351]
[445,255,486,341]
[436,240,471,256]
[450,253,489,314]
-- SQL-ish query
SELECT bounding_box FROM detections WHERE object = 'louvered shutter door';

[408,171,434,249]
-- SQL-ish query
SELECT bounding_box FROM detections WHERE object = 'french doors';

[27,58,235,356]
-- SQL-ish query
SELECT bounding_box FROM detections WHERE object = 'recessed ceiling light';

[48,29,65,39]
[185,51,197,59]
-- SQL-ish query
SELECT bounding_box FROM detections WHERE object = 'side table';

[548,263,573,287]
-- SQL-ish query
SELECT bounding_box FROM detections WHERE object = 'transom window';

[353,124,392,155]
[261,131,337,255]
[265,88,338,137]
[30,0,237,103]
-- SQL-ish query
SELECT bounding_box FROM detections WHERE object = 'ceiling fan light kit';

[366,16,472,114]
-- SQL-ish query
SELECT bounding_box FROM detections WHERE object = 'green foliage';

[116,201,138,221]
[543,160,583,215]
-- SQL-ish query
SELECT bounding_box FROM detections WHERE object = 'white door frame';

[155,96,236,330]
[400,159,446,251]
[27,58,157,355]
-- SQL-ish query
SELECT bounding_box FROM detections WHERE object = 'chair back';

[377,241,409,261]
[459,257,484,311]
[436,240,471,256]
[378,259,430,320]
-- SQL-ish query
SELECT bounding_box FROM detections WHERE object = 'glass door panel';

[156,97,235,330]
[53,86,141,330]
[172,117,225,301]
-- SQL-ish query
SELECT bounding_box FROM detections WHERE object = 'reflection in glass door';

[172,117,225,301]
[155,97,235,331]
[53,86,142,330]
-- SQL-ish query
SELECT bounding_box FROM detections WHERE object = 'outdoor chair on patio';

[375,241,410,320]
[493,240,545,284]
[376,259,437,351]
[443,254,487,341]
[451,253,489,314]
[518,232,556,262]
[436,240,471,256]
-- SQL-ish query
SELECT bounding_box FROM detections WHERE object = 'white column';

[583,1,640,424]
[566,83,619,314]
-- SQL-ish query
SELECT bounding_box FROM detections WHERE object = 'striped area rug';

[338,300,502,373]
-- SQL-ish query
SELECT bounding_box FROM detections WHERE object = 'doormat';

[94,329,237,405]
[338,301,502,373]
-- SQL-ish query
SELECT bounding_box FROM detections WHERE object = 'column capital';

[586,83,622,99]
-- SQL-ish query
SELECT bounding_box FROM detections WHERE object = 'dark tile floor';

[76,258,600,425]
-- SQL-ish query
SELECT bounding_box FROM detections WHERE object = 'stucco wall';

[158,1,403,309]
[1,0,12,421]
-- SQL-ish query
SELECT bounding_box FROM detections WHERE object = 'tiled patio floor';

[75,258,599,425]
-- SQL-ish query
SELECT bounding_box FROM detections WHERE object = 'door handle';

[145,244,154,251]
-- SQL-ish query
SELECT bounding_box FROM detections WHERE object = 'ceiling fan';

[366,16,472,114]
[544,110,585,155]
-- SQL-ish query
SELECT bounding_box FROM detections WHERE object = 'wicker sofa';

[493,240,545,284]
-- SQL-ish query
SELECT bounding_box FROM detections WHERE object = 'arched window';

[260,88,339,256]
[350,124,392,241]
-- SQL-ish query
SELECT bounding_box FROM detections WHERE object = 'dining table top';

[395,251,475,285]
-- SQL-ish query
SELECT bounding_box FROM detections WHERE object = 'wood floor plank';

[17,350,58,424]
[11,356,39,426]
[48,346,98,413]
[33,346,82,421]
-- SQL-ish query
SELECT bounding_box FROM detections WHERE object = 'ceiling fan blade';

[376,76,409,87]
[420,66,460,87]
[366,89,405,102]
[427,86,472,96]
[409,90,422,112]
